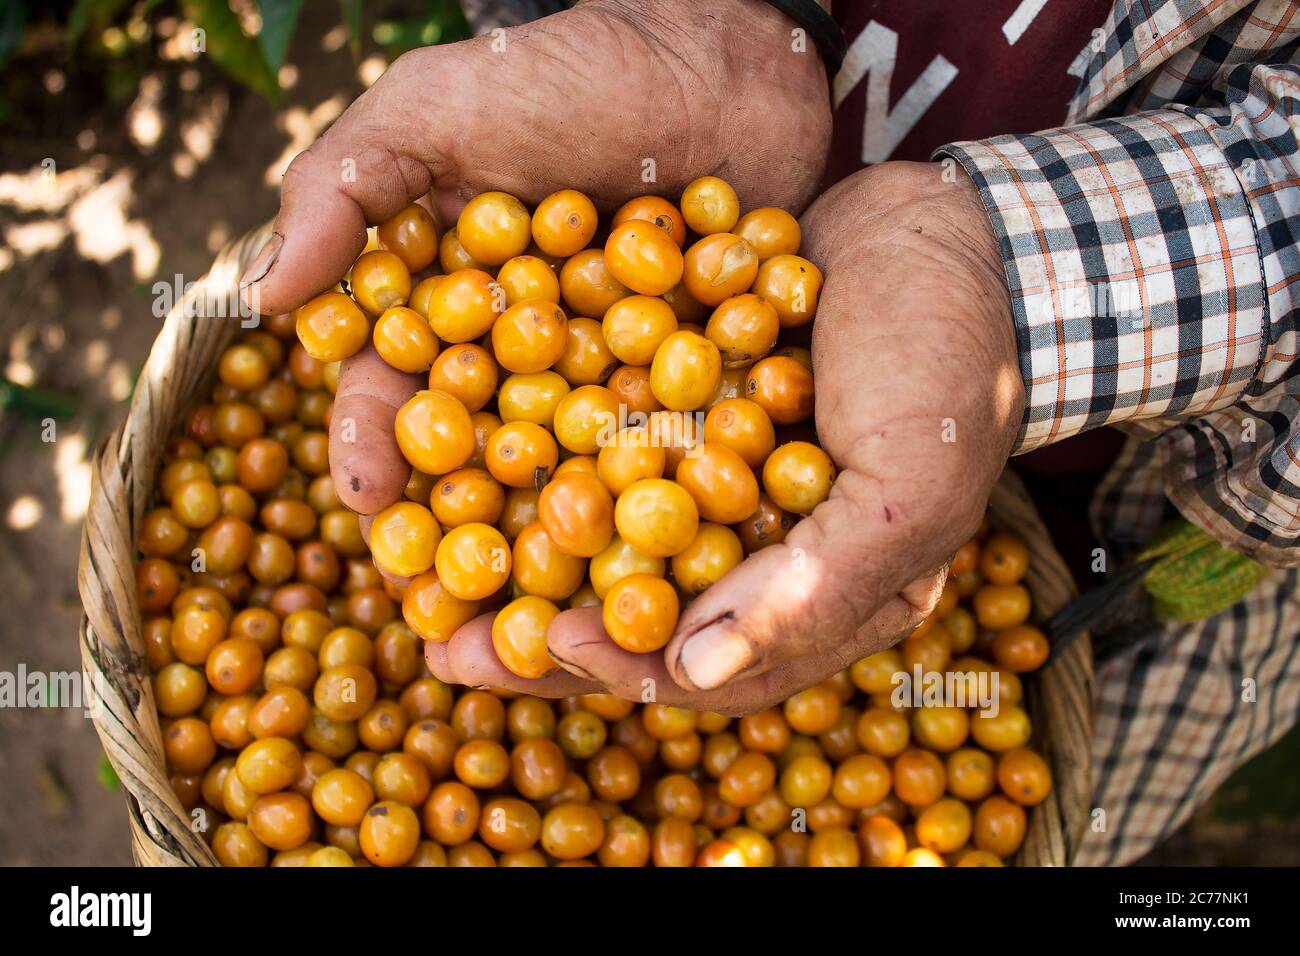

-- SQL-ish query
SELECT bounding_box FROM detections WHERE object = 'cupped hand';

[510,161,1025,714]
[240,0,830,523]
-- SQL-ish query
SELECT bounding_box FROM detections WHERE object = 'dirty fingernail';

[239,232,283,289]
[676,623,753,691]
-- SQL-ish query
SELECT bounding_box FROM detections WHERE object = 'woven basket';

[76,225,1093,867]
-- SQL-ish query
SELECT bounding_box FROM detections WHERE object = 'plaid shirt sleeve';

[936,55,1300,567]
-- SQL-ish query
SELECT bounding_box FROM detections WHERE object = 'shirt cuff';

[935,110,1267,455]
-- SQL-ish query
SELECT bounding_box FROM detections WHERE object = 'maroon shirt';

[825,0,1123,581]
[825,0,1114,184]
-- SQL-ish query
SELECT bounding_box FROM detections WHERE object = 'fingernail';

[677,622,753,691]
[239,232,283,289]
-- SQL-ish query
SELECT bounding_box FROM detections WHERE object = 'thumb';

[239,51,458,316]
[664,469,944,691]
[329,342,421,516]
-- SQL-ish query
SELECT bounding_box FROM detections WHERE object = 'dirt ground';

[0,5,368,866]
[0,6,1295,867]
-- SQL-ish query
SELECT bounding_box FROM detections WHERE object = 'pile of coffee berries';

[295,179,831,671]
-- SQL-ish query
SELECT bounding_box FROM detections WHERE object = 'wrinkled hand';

[239,0,830,530]
[488,161,1024,713]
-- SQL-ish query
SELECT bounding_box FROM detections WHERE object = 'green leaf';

[182,0,280,101]
[66,0,135,50]
[0,0,26,68]
[258,0,303,73]
[339,0,363,59]
[97,755,121,791]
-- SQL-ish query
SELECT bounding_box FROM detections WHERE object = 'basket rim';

[76,222,1093,867]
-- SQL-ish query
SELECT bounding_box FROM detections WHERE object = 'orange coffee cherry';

[602,295,679,366]
[751,256,820,329]
[996,747,1053,806]
[602,573,679,653]
[762,441,835,515]
[497,370,570,427]
[857,708,911,759]
[892,748,946,807]
[731,207,801,261]
[360,800,421,866]
[541,802,605,861]
[596,427,666,496]
[606,365,662,419]
[457,191,531,265]
[434,522,512,601]
[612,195,687,247]
[911,706,970,753]
[372,306,438,373]
[559,248,630,319]
[294,292,368,363]
[532,189,599,257]
[706,294,779,367]
[680,176,740,234]
[916,797,972,854]
[703,398,775,469]
[205,638,264,695]
[613,478,699,557]
[980,531,1030,585]
[671,522,743,595]
[428,343,499,412]
[408,274,446,320]
[377,202,438,272]
[735,493,794,553]
[973,795,1026,858]
[485,421,559,488]
[675,442,760,524]
[394,389,475,475]
[350,250,411,315]
[499,487,540,540]
[511,522,587,601]
[492,596,561,679]
[497,254,561,307]
[973,584,1031,630]
[538,472,615,557]
[368,501,441,578]
[970,705,1032,752]
[431,468,506,528]
[314,663,378,722]
[551,384,619,456]
[589,534,665,599]
[682,233,759,307]
[604,220,684,296]
[425,268,501,343]
[403,571,480,642]
[492,298,569,374]
[746,355,814,425]
[992,624,1050,673]
[857,815,907,867]
[439,226,485,273]
[650,330,721,411]
[553,316,618,387]
[310,767,374,827]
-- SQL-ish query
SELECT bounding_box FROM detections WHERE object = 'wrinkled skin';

[242,2,1022,714]
[427,163,1023,715]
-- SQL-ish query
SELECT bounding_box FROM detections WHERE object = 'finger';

[664,469,945,692]
[239,52,456,315]
[442,613,602,697]
[423,639,455,684]
[329,341,421,516]
[548,603,921,717]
